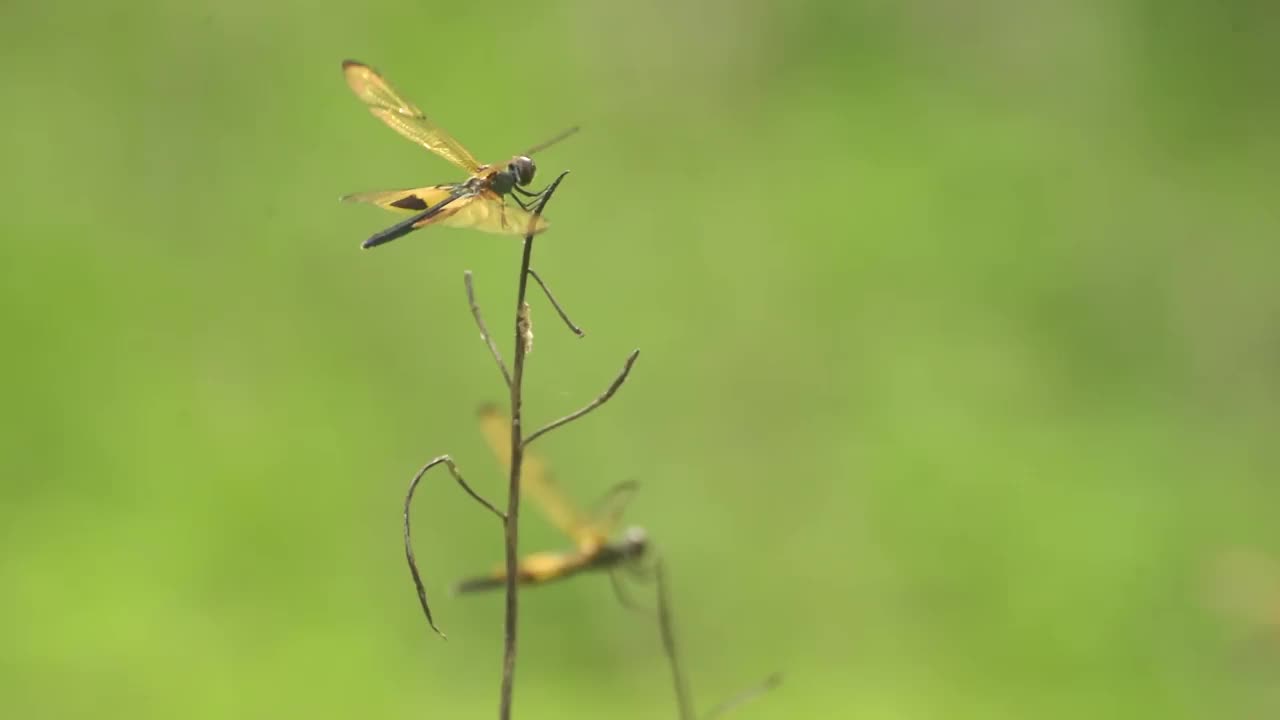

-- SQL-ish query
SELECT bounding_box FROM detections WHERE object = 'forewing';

[520,126,580,157]
[477,405,590,545]
[588,480,639,538]
[342,60,483,173]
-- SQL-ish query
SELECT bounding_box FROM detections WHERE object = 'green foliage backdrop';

[2,1,1278,718]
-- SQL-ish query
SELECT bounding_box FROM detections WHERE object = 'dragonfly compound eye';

[512,156,537,186]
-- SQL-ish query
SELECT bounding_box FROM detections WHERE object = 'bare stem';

[499,171,570,720]
[403,455,504,639]
[527,268,585,337]
[655,559,696,720]
[523,349,640,449]
[465,271,512,389]
[653,556,783,720]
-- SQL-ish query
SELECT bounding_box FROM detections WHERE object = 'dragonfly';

[454,404,650,593]
[340,60,577,249]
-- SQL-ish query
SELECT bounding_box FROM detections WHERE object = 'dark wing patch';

[390,195,430,210]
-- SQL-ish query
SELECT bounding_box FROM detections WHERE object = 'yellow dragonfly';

[454,404,649,593]
[340,60,577,249]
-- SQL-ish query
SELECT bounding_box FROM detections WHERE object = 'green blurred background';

[3,1,1279,718]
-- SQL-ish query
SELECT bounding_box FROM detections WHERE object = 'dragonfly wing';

[346,188,475,248]
[344,186,546,235]
[342,60,483,173]
[341,184,460,214]
[520,126,580,157]
[588,480,639,537]
[436,191,549,236]
[477,405,591,544]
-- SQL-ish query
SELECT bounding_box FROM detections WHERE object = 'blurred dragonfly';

[453,404,649,593]
[340,60,577,249]
[452,409,782,719]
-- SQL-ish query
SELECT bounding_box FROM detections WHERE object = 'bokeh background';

[3,1,1279,718]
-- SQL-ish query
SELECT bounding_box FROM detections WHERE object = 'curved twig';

[404,455,504,639]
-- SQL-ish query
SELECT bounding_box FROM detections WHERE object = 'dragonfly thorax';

[487,156,536,195]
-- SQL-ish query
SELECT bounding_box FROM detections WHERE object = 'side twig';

[527,268,585,337]
[465,271,512,389]
[702,673,785,720]
[403,455,504,639]
[498,171,570,720]
[523,348,641,449]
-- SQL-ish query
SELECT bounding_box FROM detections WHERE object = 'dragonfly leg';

[513,182,557,208]
[609,567,656,616]
[626,554,660,584]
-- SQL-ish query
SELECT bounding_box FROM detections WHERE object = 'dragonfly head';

[511,155,537,186]
[619,526,649,559]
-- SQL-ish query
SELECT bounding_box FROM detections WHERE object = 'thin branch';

[653,554,783,720]
[655,559,697,720]
[702,673,784,720]
[465,271,512,389]
[499,170,570,720]
[523,348,640,449]
[527,268,585,337]
[403,455,504,640]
